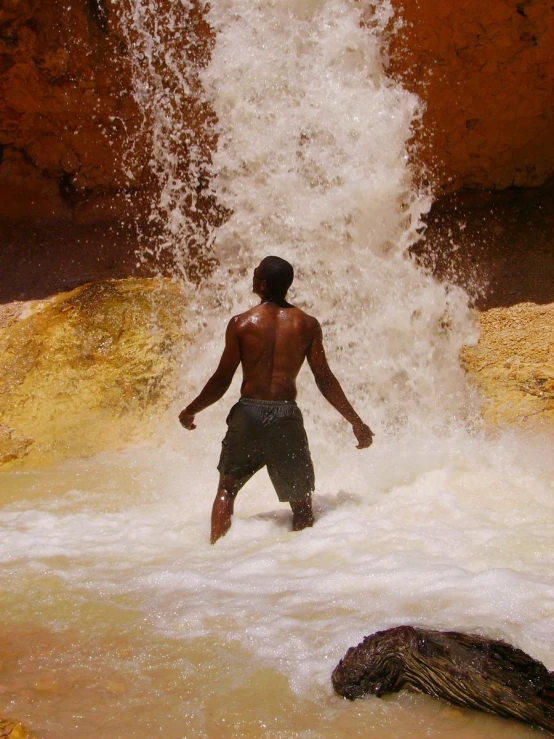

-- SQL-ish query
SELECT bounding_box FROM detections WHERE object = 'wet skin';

[180,261,374,543]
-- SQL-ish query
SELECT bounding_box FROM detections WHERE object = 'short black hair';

[258,256,294,297]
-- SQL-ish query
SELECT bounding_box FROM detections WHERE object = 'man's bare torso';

[233,301,318,401]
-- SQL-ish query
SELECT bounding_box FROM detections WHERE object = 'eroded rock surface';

[0,0,213,221]
[0,278,186,468]
[388,0,553,191]
[0,0,141,220]
[0,717,35,739]
[461,302,554,426]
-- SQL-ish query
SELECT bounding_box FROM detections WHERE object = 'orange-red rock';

[0,0,150,219]
[0,0,552,222]
[388,0,553,192]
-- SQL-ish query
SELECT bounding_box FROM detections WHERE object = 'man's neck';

[260,295,291,308]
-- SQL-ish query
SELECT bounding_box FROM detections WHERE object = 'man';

[179,256,374,544]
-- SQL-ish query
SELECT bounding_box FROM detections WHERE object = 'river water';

[1,0,553,736]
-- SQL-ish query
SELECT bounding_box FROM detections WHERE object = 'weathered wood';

[333,626,554,734]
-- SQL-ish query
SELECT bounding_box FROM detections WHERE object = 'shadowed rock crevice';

[411,183,554,310]
[86,0,109,32]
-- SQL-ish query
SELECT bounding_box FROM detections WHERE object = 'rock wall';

[388,0,554,192]
[0,0,211,221]
[0,0,139,220]
[0,716,35,739]
[0,0,552,222]
[460,302,554,427]
[0,279,186,468]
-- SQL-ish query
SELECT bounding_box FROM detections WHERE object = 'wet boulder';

[0,278,187,468]
[0,716,35,739]
[461,302,554,427]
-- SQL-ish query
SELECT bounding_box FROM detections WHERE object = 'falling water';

[0,1,552,737]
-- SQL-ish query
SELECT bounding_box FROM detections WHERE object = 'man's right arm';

[306,321,374,449]
[179,317,241,430]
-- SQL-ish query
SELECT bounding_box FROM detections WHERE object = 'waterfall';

[120,0,480,435]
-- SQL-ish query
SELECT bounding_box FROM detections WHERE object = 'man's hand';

[352,420,374,449]
[179,409,197,430]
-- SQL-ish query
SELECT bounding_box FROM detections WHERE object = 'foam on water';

[1,430,553,695]
[0,0,553,735]
[0,431,553,734]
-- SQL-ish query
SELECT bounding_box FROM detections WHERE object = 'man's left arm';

[307,320,374,449]
[179,317,241,430]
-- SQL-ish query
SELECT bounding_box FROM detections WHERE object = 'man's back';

[234,301,318,401]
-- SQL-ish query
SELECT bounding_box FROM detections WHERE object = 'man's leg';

[211,474,239,544]
[290,494,314,531]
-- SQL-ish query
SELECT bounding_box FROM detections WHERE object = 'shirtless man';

[179,256,374,544]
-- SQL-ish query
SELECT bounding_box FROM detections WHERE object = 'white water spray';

[183,0,480,438]
[116,0,219,280]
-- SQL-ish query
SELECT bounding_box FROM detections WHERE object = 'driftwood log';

[332,626,554,734]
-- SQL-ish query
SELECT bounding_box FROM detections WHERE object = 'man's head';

[253,256,294,300]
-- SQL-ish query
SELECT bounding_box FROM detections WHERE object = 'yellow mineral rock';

[0,717,35,739]
[460,302,554,427]
[0,278,187,469]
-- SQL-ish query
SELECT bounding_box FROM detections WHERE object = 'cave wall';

[0,0,552,223]
[388,0,553,192]
[0,0,148,221]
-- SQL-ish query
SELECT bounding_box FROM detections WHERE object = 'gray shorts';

[217,398,315,503]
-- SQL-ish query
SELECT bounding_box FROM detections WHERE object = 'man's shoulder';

[230,306,258,324]
[291,305,319,328]
[229,304,320,332]
[226,307,259,335]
